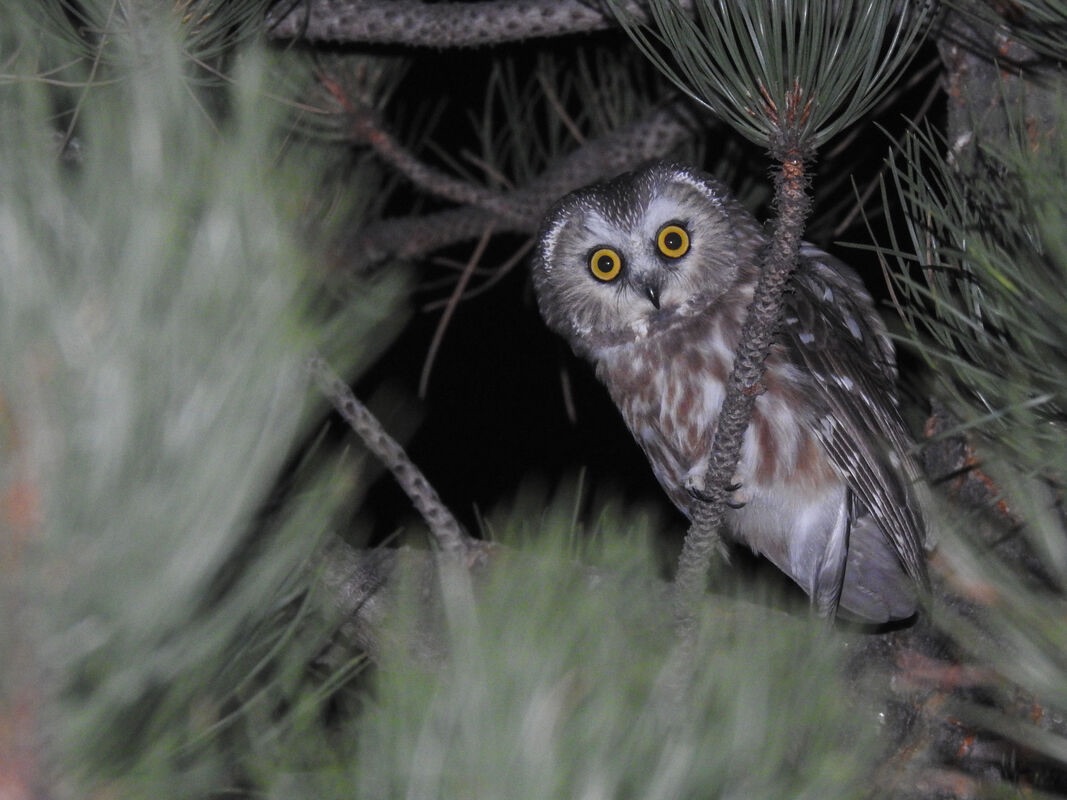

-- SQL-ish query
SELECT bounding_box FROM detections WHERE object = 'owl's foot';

[684,473,708,504]
[724,482,747,509]
[684,478,747,509]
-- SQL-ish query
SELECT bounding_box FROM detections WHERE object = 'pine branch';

[360,118,527,223]
[308,354,475,556]
[267,0,659,46]
[333,101,700,269]
[611,0,933,152]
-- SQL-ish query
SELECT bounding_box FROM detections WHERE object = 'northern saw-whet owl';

[531,161,929,623]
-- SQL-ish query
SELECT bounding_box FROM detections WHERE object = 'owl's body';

[532,162,928,623]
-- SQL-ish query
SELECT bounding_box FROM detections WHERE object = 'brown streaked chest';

[592,311,838,500]
[593,313,732,467]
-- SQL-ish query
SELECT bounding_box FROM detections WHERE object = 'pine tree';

[2,1,1066,797]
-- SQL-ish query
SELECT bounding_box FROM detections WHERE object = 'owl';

[531,161,929,623]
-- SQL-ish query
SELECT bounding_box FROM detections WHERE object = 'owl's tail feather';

[838,515,920,623]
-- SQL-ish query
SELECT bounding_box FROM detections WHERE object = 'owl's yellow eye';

[589,247,623,282]
[657,223,690,259]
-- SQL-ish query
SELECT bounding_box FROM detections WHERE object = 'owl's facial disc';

[532,161,770,357]
[582,216,692,315]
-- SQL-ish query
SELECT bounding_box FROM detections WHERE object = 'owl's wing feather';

[780,246,929,592]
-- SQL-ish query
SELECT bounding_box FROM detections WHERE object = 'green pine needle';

[609,0,934,155]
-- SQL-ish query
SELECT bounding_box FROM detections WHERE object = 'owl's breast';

[593,314,840,518]
[593,315,731,510]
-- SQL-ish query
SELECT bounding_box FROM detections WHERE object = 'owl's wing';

[780,245,929,592]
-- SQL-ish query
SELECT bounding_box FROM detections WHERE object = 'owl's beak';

[642,282,661,309]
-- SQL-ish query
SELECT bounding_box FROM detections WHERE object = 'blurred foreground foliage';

[3,1,1067,798]
[0,3,404,795]
[877,100,1067,779]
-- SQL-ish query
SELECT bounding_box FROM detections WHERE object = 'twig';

[422,238,533,311]
[418,225,495,397]
[308,354,471,555]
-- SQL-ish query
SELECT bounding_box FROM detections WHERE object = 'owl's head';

[531,162,765,357]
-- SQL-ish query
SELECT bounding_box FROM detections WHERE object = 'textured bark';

[937,3,1065,163]
[267,0,653,46]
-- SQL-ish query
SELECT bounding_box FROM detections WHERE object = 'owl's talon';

[687,485,714,504]
[685,481,747,509]
[724,481,746,509]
